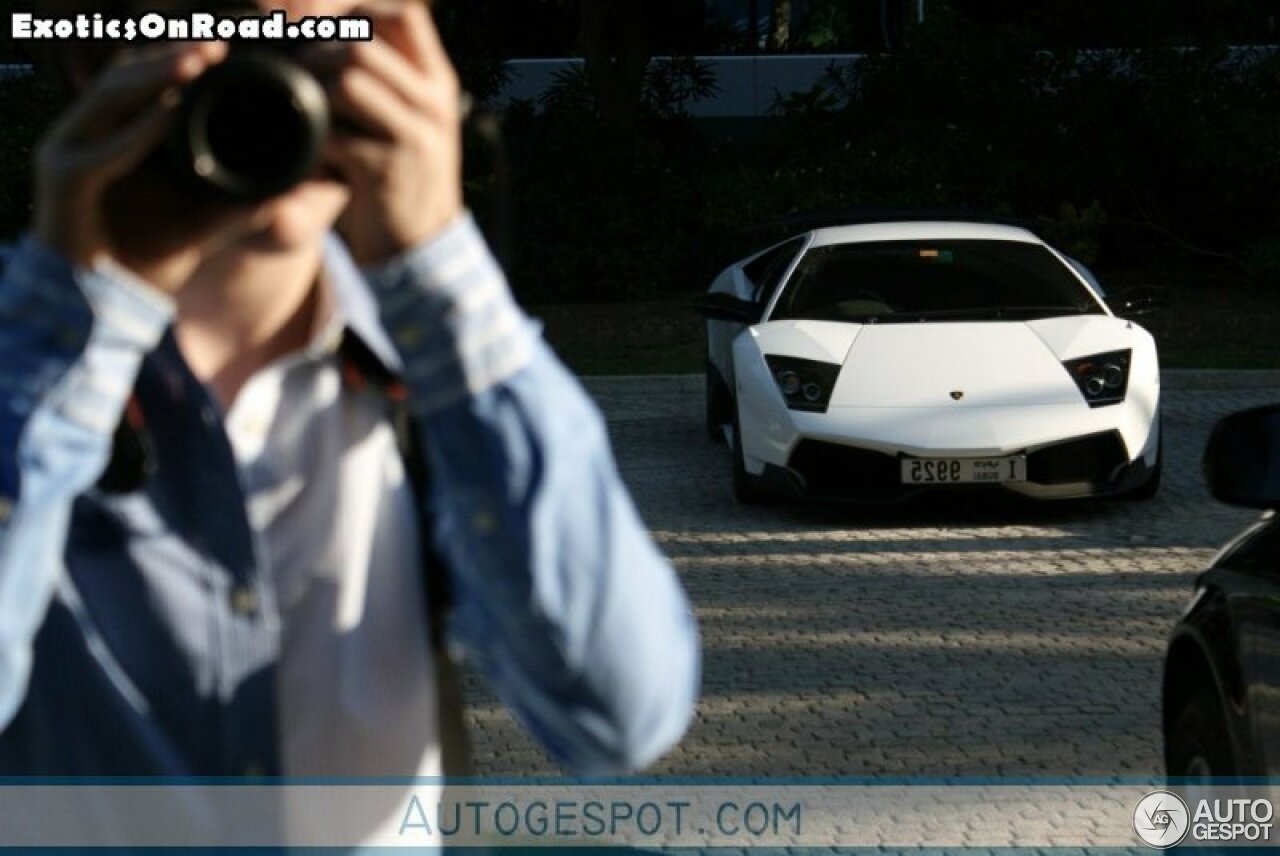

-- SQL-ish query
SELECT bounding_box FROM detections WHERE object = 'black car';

[1163,403,1280,777]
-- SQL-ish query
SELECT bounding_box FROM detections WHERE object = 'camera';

[166,46,329,201]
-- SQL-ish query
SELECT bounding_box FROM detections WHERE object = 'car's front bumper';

[757,429,1157,502]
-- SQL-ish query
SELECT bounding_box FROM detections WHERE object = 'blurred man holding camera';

[0,0,698,819]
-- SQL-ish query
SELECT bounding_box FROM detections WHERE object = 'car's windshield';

[770,239,1105,323]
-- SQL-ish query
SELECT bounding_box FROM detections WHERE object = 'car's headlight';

[1062,349,1131,407]
[764,355,840,412]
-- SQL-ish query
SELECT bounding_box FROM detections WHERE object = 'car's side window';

[744,237,806,304]
[742,245,783,298]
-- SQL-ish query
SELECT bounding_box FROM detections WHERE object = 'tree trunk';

[578,0,649,129]
[770,0,792,50]
[880,0,912,50]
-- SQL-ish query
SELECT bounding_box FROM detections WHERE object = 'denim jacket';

[0,215,699,777]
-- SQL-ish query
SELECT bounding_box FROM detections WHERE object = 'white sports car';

[696,221,1162,503]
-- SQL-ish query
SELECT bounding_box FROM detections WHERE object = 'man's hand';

[311,1,464,266]
[34,42,264,293]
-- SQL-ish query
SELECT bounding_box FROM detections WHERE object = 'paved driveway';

[463,372,1279,778]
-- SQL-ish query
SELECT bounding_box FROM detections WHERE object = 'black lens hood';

[169,49,329,201]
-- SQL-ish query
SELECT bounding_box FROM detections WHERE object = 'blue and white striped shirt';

[0,213,699,795]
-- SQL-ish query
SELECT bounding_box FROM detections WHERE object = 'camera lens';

[169,50,328,201]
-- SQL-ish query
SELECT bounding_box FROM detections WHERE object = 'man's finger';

[408,1,455,82]
[358,0,449,79]
[74,91,182,187]
[47,43,223,148]
[328,65,424,141]
[323,131,390,173]
[308,38,430,112]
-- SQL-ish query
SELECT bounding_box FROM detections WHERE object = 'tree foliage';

[3,1,1278,305]
[489,5,1280,301]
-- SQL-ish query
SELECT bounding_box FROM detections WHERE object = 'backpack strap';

[97,394,155,494]
[338,332,474,778]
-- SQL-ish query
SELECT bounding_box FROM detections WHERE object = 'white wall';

[495,54,863,118]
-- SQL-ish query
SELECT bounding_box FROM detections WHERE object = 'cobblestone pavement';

[462,372,1280,778]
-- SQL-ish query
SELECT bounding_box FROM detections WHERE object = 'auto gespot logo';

[1134,791,1276,848]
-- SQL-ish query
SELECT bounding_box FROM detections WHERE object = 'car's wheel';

[1166,685,1238,779]
[731,409,767,504]
[705,361,732,444]
[1124,423,1163,500]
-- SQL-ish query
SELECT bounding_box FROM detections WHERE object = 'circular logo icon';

[1134,791,1190,848]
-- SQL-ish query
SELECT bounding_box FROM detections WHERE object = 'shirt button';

[230,586,259,617]
[394,325,425,348]
[471,509,497,535]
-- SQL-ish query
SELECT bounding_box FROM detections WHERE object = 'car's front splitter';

[757,432,1157,503]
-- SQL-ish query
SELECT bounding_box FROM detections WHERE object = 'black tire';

[731,411,768,504]
[1166,685,1238,780]
[1124,422,1163,500]
[705,361,732,444]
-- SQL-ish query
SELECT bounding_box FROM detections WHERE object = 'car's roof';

[807,221,1045,248]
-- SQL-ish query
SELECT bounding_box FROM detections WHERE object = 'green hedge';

[0,74,59,241]
[493,15,1280,301]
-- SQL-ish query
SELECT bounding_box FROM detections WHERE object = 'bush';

[0,74,59,241]
[501,113,714,301]
[750,14,1280,270]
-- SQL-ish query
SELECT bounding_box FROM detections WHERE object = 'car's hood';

[750,320,863,365]
[753,315,1135,408]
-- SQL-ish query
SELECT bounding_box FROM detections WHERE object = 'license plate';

[900,455,1027,485]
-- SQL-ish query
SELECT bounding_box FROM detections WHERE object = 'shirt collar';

[321,234,404,376]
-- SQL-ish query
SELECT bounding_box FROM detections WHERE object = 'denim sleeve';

[364,215,700,775]
[0,239,173,731]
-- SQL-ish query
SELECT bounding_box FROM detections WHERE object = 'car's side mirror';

[1109,287,1166,318]
[1204,404,1280,509]
[694,293,764,324]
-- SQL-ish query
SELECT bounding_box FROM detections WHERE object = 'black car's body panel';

[1164,515,1280,776]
